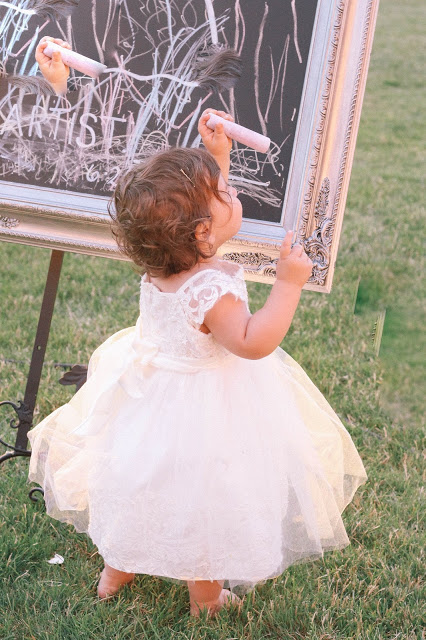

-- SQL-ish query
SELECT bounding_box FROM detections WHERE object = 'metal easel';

[0,250,64,500]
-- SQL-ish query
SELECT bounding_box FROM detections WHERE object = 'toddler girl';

[28,106,368,618]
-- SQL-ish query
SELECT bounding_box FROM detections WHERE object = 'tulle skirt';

[27,326,368,596]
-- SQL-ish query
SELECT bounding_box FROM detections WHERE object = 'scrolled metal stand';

[0,250,64,502]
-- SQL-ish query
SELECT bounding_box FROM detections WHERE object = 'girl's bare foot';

[97,562,135,599]
[189,586,242,618]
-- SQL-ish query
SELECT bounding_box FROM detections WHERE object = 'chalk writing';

[0,0,318,223]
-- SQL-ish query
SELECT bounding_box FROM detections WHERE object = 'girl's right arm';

[204,230,313,359]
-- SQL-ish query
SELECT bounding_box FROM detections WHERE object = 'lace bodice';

[137,262,249,360]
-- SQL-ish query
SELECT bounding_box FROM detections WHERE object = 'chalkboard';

[0,0,380,290]
[0,0,318,224]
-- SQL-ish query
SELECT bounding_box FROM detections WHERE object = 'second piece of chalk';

[206,113,270,154]
[43,42,107,79]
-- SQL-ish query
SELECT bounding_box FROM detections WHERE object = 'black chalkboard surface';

[0,1,318,224]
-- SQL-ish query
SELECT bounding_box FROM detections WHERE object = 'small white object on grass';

[47,553,64,564]
[43,42,107,79]
[206,113,271,153]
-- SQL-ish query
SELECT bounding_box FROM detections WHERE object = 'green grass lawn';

[0,0,424,638]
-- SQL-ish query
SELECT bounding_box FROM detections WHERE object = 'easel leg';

[0,250,64,466]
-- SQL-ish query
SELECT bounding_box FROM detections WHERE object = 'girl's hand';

[276,230,314,288]
[36,36,71,95]
[198,108,233,157]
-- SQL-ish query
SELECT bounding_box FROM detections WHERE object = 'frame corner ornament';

[304,177,332,287]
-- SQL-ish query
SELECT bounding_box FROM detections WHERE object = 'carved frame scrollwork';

[0,215,20,228]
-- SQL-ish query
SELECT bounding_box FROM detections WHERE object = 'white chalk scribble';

[0,0,318,222]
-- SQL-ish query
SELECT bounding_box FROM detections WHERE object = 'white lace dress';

[27,263,368,596]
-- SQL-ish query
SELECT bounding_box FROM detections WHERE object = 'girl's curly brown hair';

[108,148,229,278]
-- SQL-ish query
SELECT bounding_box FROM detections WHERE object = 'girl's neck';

[148,257,223,294]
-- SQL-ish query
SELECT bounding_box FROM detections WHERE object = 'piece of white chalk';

[206,113,270,154]
[43,42,107,79]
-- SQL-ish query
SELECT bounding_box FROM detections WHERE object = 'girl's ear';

[195,220,215,247]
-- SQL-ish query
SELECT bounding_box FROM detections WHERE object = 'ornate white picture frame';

[0,0,379,292]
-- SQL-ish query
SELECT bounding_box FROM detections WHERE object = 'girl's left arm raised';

[198,109,233,180]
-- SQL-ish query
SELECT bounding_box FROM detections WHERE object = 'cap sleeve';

[180,268,249,327]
